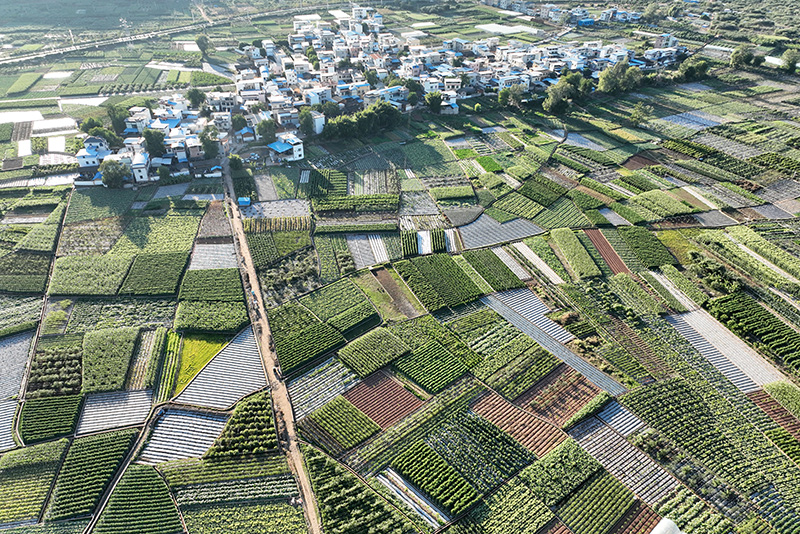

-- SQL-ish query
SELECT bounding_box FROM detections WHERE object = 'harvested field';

[343,371,424,429]
[612,501,661,534]
[373,268,420,318]
[516,365,601,427]
[471,391,566,457]
[623,155,659,170]
[748,390,800,440]
[57,218,129,256]
[585,229,630,274]
[197,201,232,238]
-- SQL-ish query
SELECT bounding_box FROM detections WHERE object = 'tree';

[642,3,662,23]
[200,126,219,159]
[88,127,122,148]
[498,87,510,107]
[598,60,640,94]
[407,92,419,106]
[621,66,643,92]
[229,154,243,170]
[142,129,165,157]
[364,69,379,88]
[80,117,103,133]
[425,91,443,114]
[321,101,340,118]
[678,57,709,81]
[474,103,482,113]
[105,105,127,133]
[256,119,277,143]
[158,166,171,182]
[299,108,314,136]
[730,45,754,70]
[542,79,574,114]
[196,35,211,55]
[629,102,654,127]
[782,50,800,74]
[100,159,129,188]
[507,84,525,108]
[186,88,206,108]
[231,114,248,132]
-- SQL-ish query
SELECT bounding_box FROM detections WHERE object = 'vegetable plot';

[338,327,410,377]
[551,228,601,279]
[94,465,183,534]
[82,327,139,393]
[391,439,481,517]
[205,392,278,458]
[302,396,380,454]
[394,341,469,394]
[47,429,138,520]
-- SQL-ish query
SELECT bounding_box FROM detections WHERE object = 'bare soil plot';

[471,391,566,457]
[612,501,661,534]
[516,365,600,427]
[253,172,279,201]
[197,201,232,239]
[344,371,424,429]
[752,203,795,220]
[693,210,737,227]
[153,183,189,199]
[585,229,630,275]
[623,155,659,170]
[242,200,310,219]
[57,217,129,256]
[373,268,421,319]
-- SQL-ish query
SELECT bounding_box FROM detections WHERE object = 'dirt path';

[222,160,322,534]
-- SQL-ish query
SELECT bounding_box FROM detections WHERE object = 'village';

[72,4,685,187]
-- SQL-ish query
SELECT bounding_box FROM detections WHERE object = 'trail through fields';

[223,159,323,534]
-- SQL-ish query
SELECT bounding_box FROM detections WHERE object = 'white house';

[77,136,112,168]
[268,132,304,162]
[310,111,326,135]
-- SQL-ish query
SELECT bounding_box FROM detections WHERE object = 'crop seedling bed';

[394,340,468,394]
[179,268,243,302]
[337,327,410,378]
[47,429,137,520]
[19,395,83,443]
[175,300,249,333]
[119,253,189,296]
[301,395,380,455]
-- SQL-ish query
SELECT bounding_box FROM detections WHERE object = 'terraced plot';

[458,214,543,250]
[138,410,228,465]
[569,417,678,506]
[188,243,238,270]
[76,389,152,435]
[0,399,16,451]
[175,326,266,410]
[0,331,34,400]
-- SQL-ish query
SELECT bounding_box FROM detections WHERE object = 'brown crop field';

[343,371,424,429]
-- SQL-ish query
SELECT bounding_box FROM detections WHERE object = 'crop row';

[557,471,635,534]
[391,439,481,516]
[47,430,137,520]
[394,341,468,394]
[618,226,676,269]
[304,396,380,454]
[551,228,601,279]
[174,300,249,333]
[707,292,800,375]
[463,249,524,292]
[179,268,243,302]
[492,192,544,220]
[205,392,277,458]
[338,327,410,377]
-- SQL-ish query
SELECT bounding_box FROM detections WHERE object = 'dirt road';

[222,160,322,534]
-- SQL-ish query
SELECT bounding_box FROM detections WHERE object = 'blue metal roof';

[268,141,293,153]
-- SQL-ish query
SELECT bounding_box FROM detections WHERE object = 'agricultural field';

[7,4,800,534]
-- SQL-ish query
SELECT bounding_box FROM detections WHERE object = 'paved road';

[222,158,323,534]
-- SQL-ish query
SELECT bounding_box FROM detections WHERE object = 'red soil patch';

[516,365,601,427]
[343,371,424,429]
[585,229,630,274]
[471,391,566,457]
[748,390,800,440]
[612,501,661,534]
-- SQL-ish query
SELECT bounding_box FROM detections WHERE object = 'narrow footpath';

[222,160,323,534]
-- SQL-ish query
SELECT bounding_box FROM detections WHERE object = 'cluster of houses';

[204,4,683,126]
[77,4,687,186]
[480,1,644,25]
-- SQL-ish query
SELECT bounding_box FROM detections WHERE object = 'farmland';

[5,4,800,533]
